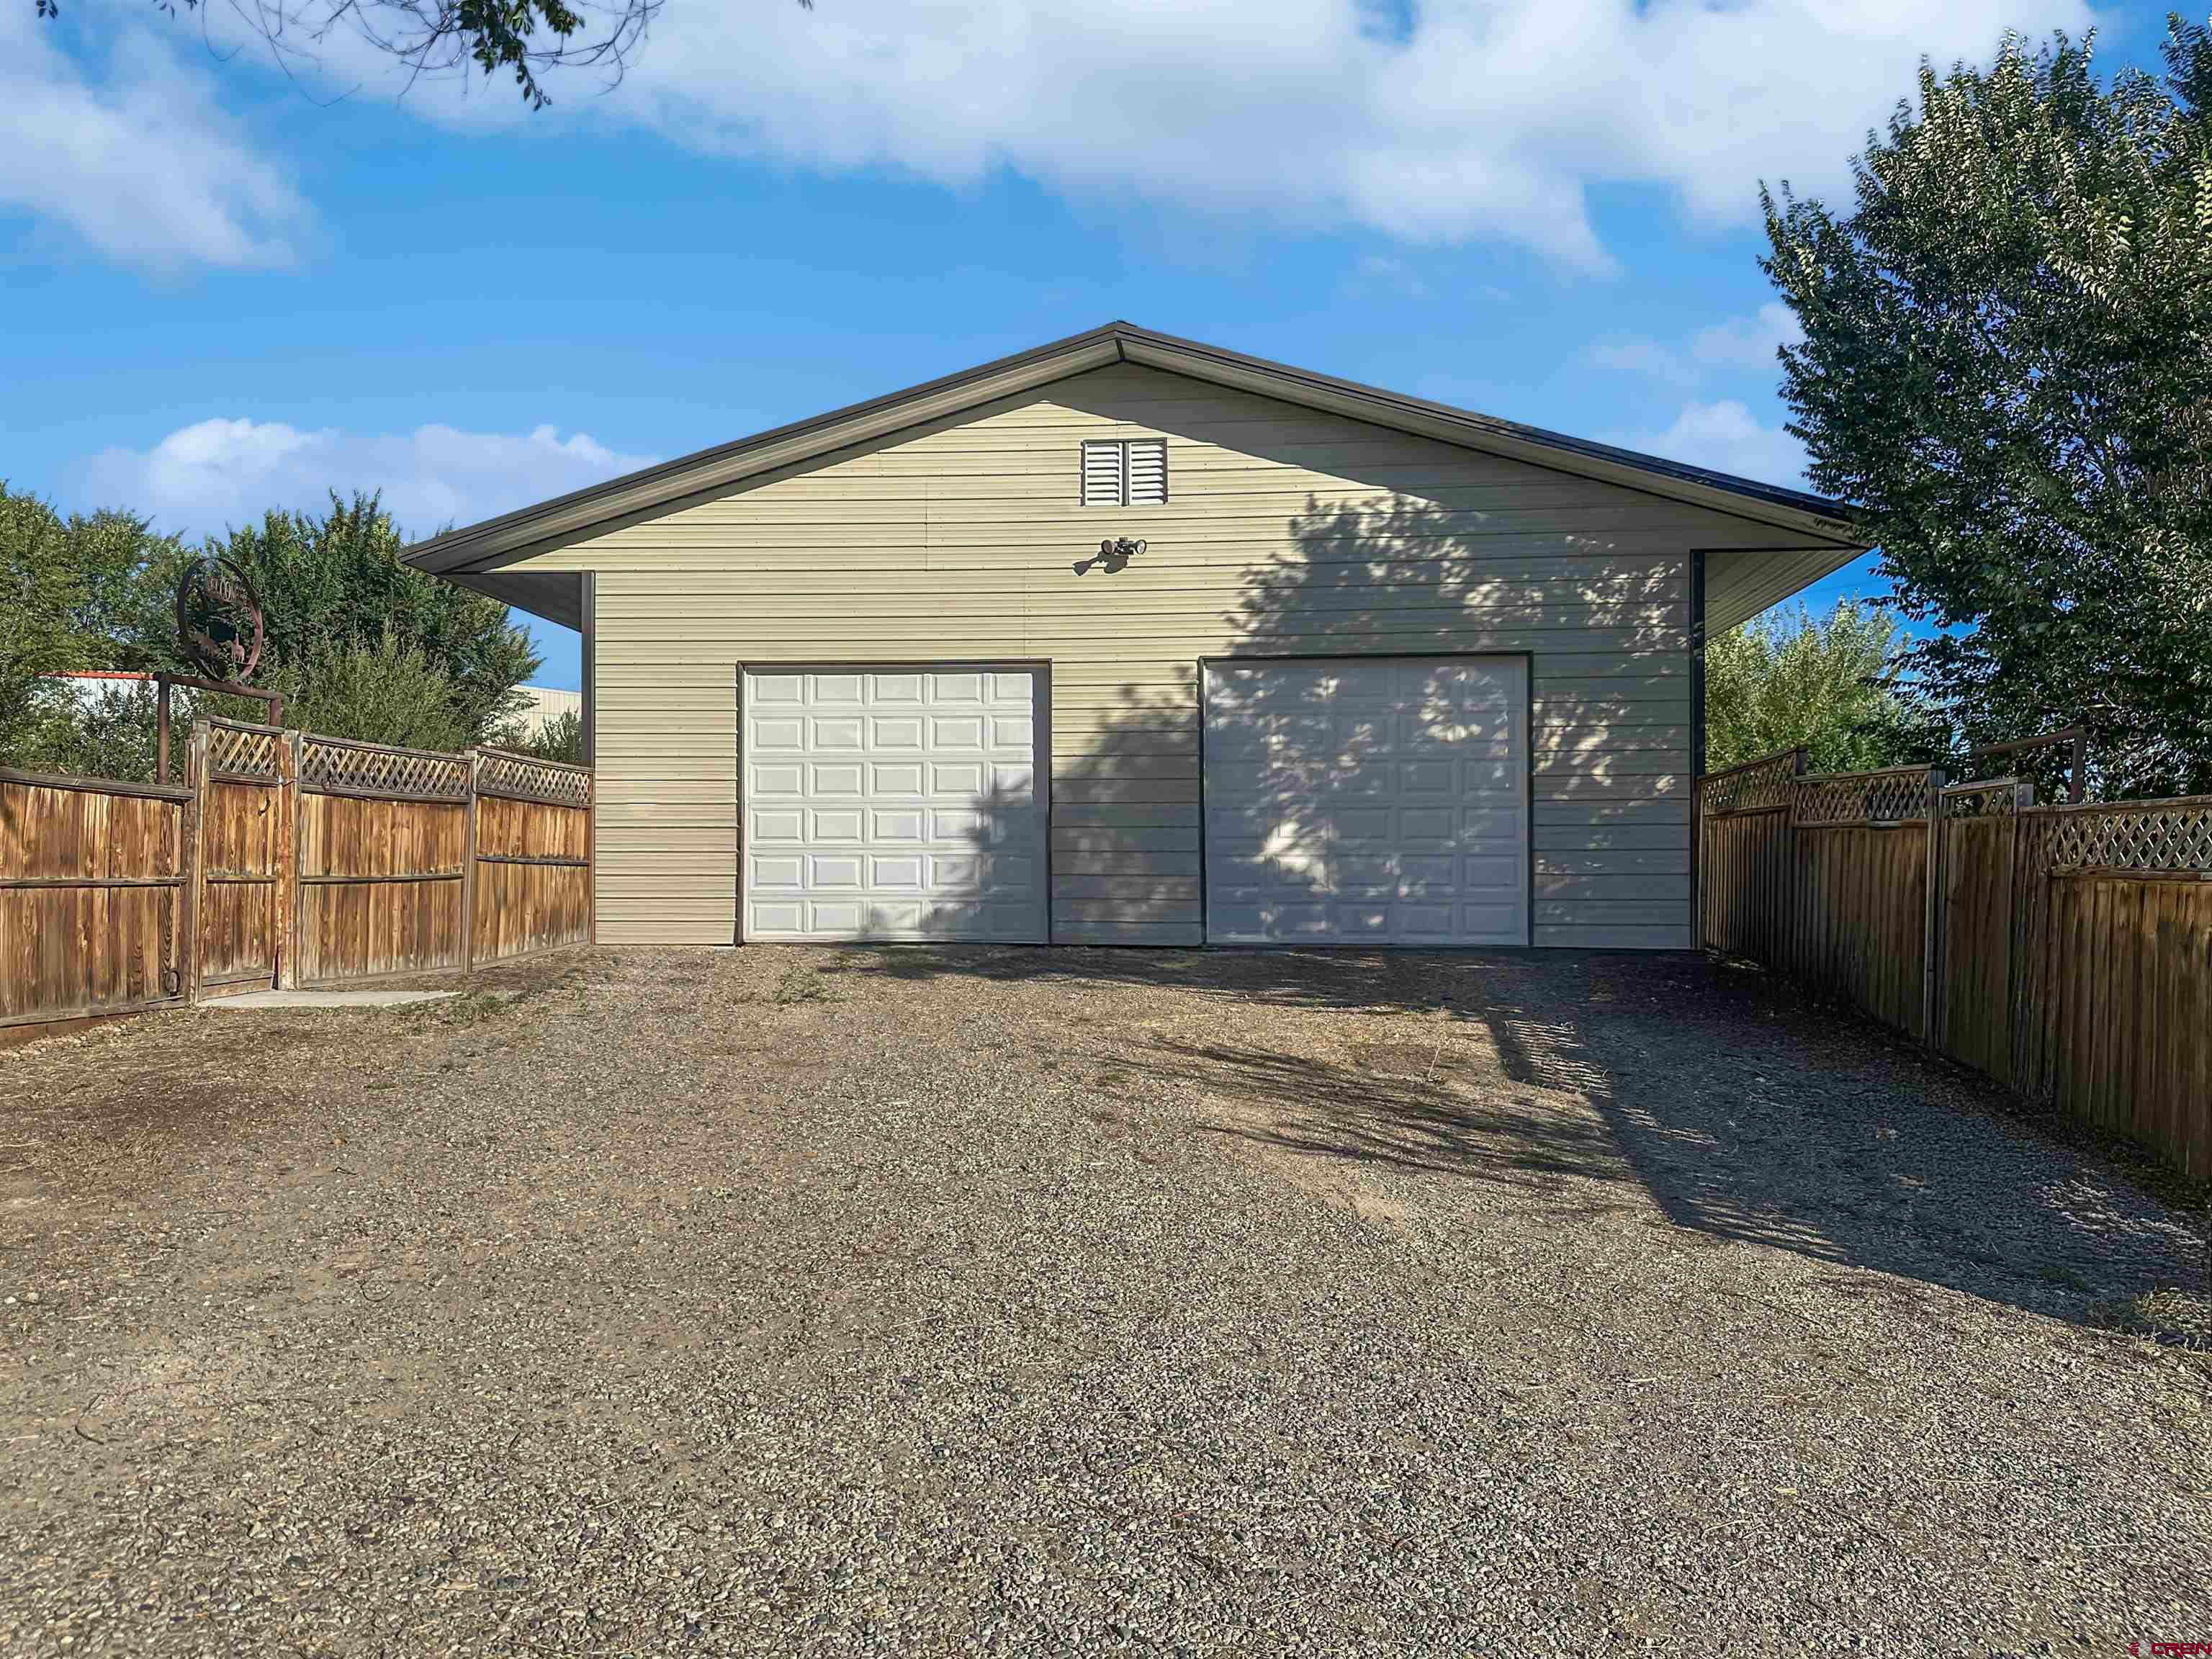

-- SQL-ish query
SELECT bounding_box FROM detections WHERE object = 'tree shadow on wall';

[852,490,1688,963]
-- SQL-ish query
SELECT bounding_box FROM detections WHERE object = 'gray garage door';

[1202,657,1528,945]
[742,667,1047,942]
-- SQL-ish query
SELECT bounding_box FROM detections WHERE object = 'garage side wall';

[508,363,1795,948]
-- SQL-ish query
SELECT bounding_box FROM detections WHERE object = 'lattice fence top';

[301,735,469,800]
[2036,796,2212,874]
[477,750,592,808]
[1943,778,2032,819]
[1794,766,1938,826]
[206,721,282,778]
[1699,748,1801,815]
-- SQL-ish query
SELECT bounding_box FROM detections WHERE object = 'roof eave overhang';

[404,323,1863,577]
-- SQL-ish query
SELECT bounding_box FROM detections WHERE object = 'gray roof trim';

[404,321,1863,575]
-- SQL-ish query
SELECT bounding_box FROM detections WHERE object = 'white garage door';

[742,667,1047,943]
[1203,657,1528,945]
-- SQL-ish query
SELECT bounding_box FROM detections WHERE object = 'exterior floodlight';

[1074,536,1146,576]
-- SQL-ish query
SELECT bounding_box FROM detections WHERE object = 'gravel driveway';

[4,945,2208,1655]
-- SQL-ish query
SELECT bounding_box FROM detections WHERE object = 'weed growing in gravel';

[2087,1287,2212,1354]
[771,966,842,1007]
[421,992,512,1027]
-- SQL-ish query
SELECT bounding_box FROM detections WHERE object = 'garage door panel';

[1203,656,1528,946]
[744,666,1049,943]
[750,808,806,843]
[810,716,866,750]
[809,853,864,889]
[752,855,805,891]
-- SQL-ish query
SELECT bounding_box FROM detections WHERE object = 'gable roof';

[403,320,1864,577]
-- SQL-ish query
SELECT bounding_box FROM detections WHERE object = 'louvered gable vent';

[1079,437,1168,506]
[1081,440,1125,507]
[1125,439,1166,505]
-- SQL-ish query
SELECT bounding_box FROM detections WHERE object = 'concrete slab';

[206,989,459,1010]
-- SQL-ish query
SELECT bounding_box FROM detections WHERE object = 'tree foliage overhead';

[32,0,809,110]
[1705,599,1934,775]
[1762,16,2212,798]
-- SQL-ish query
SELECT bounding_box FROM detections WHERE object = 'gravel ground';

[3,945,2208,1656]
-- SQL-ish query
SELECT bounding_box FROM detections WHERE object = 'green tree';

[187,493,539,743]
[264,632,474,752]
[0,484,182,769]
[22,682,169,782]
[1762,17,2212,798]
[1706,600,1934,774]
[500,706,587,765]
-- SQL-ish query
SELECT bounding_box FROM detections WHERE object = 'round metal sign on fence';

[174,556,265,683]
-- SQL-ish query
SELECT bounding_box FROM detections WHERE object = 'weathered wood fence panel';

[1699,763,2212,1176]
[0,770,190,1040]
[295,737,474,986]
[1,726,594,1037]
[1791,820,1931,1040]
[194,721,289,997]
[1695,747,1800,966]
[296,793,472,985]
[472,774,592,966]
[2030,801,2212,1174]
[1937,783,2029,1085]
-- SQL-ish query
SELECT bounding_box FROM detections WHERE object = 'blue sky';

[4,0,2165,690]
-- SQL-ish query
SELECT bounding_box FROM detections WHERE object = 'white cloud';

[1340,253,1435,302]
[0,8,306,270]
[584,0,2088,269]
[1614,400,1806,487]
[68,418,659,543]
[1690,302,1804,374]
[1592,302,1804,385]
[12,1,2090,274]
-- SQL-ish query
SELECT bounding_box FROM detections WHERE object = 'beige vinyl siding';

[512,363,1796,948]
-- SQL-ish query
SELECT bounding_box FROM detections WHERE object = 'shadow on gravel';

[822,944,2208,1327]
[1130,1036,1627,1194]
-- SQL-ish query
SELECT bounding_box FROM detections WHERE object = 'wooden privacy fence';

[1698,750,2212,1175]
[1,720,592,1042]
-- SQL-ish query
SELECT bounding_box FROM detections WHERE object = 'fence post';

[280,730,304,990]
[1784,747,1807,976]
[463,750,480,974]
[1923,765,1947,1048]
[183,721,210,1005]
[1692,770,1705,952]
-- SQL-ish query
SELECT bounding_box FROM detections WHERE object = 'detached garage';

[405,323,1867,951]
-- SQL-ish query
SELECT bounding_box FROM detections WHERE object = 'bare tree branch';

[35,0,813,110]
